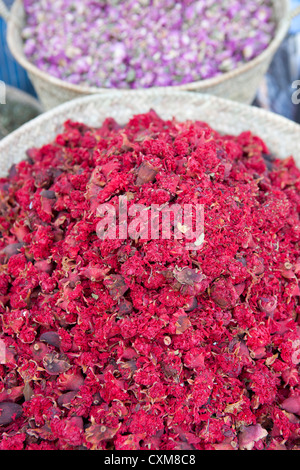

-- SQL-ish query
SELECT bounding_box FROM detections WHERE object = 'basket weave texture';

[0,91,299,177]
[5,0,292,110]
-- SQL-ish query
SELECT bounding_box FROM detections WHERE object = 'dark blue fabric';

[0,0,36,95]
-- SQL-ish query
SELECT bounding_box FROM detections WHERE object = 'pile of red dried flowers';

[0,110,300,450]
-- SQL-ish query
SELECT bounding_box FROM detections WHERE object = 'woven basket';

[0,90,299,177]
[1,0,300,110]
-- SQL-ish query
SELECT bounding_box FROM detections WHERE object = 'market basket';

[0,90,299,173]
[1,0,300,110]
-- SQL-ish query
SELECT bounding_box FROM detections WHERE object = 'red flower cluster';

[0,111,300,450]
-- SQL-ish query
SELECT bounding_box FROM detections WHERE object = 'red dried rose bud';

[117,245,137,263]
[0,385,24,403]
[19,325,37,344]
[81,264,110,281]
[11,221,30,243]
[210,277,239,309]
[281,368,299,387]
[251,257,265,275]
[25,147,39,161]
[114,433,143,450]
[249,346,266,359]
[280,262,295,279]
[183,348,205,369]
[30,342,49,362]
[0,401,23,426]
[136,161,158,185]
[234,282,246,296]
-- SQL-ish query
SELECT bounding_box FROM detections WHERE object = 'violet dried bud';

[43,352,70,375]
[104,275,129,300]
[183,296,198,312]
[40,331,61,349]
[1,243,24,260]
[118,298,133,315]
[40,189,56,199]
[0,401,23,426]
[57,391,77,408]
[173,267,206,286]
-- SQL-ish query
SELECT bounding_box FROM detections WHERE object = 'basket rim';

[1,90,300,153]
[6,0,291,94]
[5,84,44,111]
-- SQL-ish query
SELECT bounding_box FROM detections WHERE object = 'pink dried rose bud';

[136,161,159,186]
[57,368,85,391]
[281,395,300,415]
[258,296,277,315]
[238,424,268,450]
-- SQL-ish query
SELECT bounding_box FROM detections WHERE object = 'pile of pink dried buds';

[22,0,276,88]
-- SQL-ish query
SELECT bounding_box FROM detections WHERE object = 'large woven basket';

[0,90,299,176]
[1,0,300,110]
